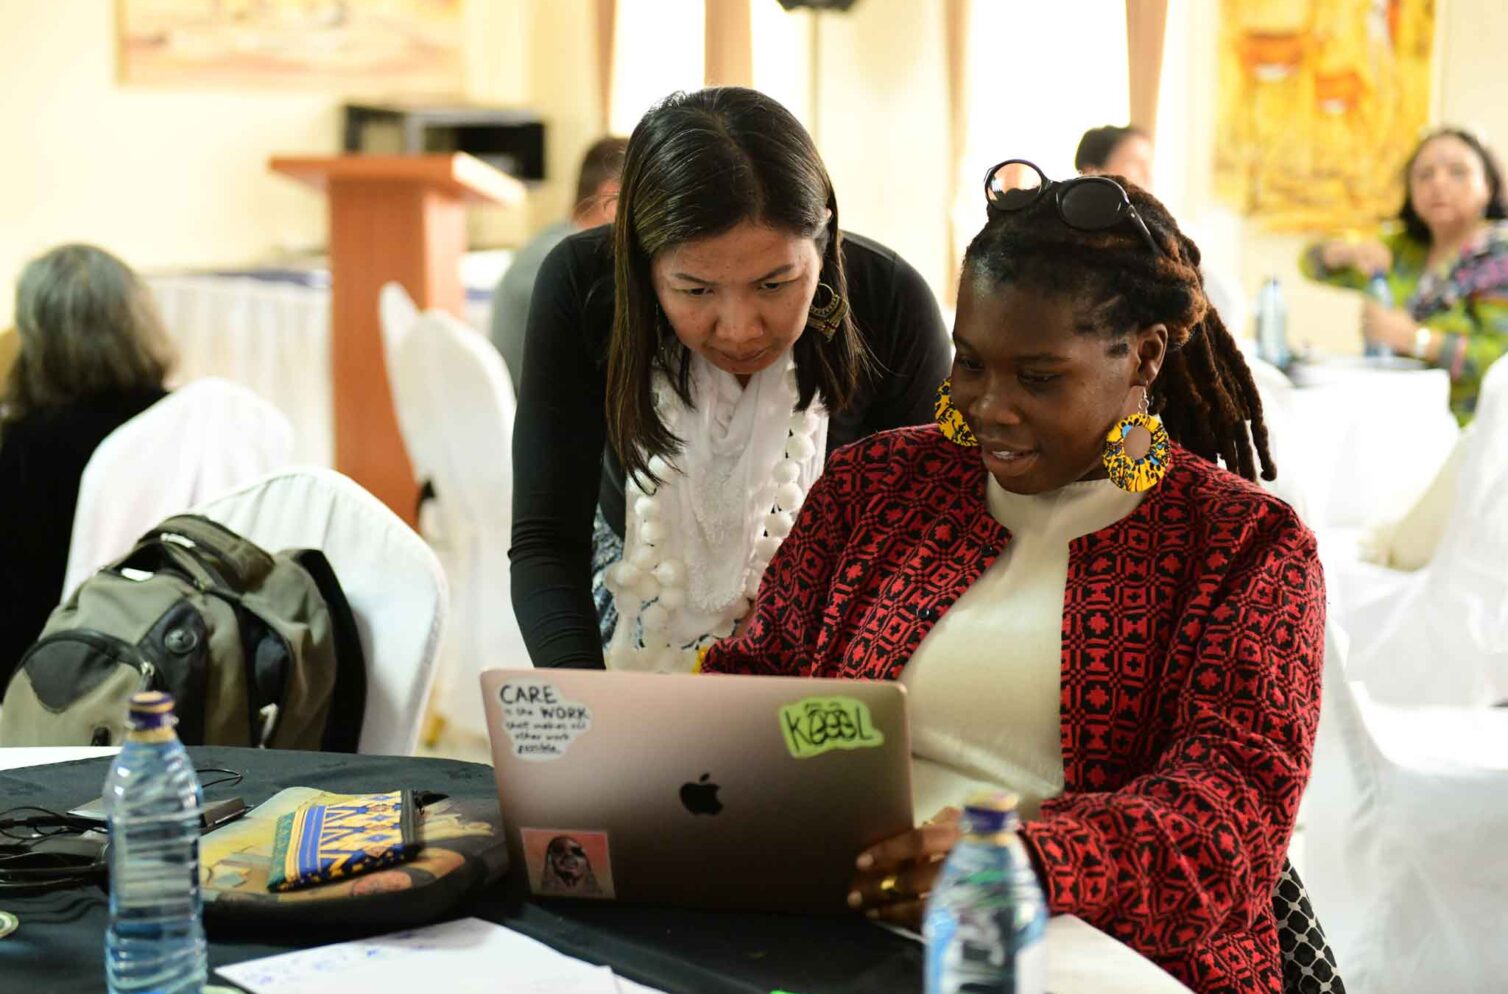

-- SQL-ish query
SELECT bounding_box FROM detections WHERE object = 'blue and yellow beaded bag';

[266,789,421,892]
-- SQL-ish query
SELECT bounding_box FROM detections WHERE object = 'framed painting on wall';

[1214,0,1436,232]
[117,0,465,96]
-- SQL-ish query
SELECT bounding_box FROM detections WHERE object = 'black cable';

[195,767,244,792]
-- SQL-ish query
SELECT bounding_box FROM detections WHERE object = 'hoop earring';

[807,282,847,341]
[1102,389,1172,492]
[934,378,978,448]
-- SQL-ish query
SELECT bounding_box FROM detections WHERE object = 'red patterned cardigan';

[703,426,1326,994]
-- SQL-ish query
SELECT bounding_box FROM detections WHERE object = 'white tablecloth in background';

[1279,359,1459,527]
[146,270,500,470]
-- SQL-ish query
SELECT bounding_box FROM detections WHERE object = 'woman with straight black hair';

[510,87,950,670]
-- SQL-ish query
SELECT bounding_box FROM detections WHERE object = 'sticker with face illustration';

[520,828,615,900]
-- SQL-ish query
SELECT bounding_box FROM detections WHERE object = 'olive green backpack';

[0,514,365,750]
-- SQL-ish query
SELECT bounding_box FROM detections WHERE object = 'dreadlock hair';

[962,180,1275,483]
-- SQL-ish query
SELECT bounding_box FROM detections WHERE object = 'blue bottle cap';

[962,790,1019,834]
[128,691,176,730]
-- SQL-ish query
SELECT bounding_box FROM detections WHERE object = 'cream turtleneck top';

[901,473,1144,821]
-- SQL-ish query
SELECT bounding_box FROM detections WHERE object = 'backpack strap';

[290,549,367,753]
[111,533,235,597]
[147,515,276,590]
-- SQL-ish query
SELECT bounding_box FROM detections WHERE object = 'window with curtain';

[610,0,706,135]
[953,1,1130,263]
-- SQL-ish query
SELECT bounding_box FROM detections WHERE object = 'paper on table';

[215,917,656,994]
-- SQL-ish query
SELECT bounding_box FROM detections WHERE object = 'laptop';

[479,668,913,913]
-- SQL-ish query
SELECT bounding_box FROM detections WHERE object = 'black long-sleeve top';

[510,225,951,668]
[0,388,166,688]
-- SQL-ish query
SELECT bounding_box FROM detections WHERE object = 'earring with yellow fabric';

[934,378,978,447]
[1102,387,1172,492]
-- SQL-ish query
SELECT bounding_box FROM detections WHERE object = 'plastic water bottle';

[1364,271,1394,358]
[103,692,206,994]
[923,791,1047,994]
[1255,277,1289,369]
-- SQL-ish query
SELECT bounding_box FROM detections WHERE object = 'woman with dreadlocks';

[702,161,1327,994]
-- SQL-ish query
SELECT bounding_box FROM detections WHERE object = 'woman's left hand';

[1361,300,1418,353]
[847,806,962,928]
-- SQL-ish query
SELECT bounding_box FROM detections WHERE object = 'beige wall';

[0,0,537,327]
[7,1,1500,339]
[810,0,952,298]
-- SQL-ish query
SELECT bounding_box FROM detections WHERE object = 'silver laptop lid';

[481,668,913,913]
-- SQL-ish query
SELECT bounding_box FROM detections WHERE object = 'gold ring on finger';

[878,873,902,899]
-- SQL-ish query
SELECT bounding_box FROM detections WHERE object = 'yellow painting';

[1215,0,1435,231]
[118,0,464,95]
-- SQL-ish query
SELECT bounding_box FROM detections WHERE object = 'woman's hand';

[847,806,962,929]
[1321,239,1393,275]
[1361,300,1419,353]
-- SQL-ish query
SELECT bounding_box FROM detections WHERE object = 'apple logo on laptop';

[679,773,723,816]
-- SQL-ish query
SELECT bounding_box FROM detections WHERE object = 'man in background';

[1075,124,1246,338]
[490,136,627,392]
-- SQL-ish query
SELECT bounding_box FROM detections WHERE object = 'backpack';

[0,514,365,750]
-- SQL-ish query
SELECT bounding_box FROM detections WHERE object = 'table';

[0,748,1191,994]
[144,260,506,470]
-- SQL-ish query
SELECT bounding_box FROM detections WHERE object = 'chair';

[1321,357,1508,708]
[1304,622,1508,994]
[62,378,294,599]
[384,292,530,743]
[190,468,448,755]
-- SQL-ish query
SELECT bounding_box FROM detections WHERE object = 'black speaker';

[776,0,861,10]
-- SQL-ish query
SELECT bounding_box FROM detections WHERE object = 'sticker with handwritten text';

[778,695,885,759]
[497,680,592,761]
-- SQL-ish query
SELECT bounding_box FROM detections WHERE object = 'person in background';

[1074,124,1154,191]
[1303,126,1508,423]
[0,244,173,686]
[510,87,950,671]
[1077,124,1249,339]
[704,161,1326,994]
[490,136,628,393]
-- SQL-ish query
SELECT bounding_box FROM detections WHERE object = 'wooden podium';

[270,153,524,523]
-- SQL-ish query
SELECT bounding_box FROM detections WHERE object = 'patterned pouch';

[266,789,420,892]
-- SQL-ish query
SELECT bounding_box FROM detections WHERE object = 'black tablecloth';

[0,747,923,994]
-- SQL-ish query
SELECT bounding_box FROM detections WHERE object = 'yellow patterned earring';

[934,378,978,447]
[1102,389,1172,492]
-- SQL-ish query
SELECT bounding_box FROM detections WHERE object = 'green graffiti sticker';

[778,696,885,759]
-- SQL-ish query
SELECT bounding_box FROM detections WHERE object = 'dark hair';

[963,186,1274,482]
[1398,127,1508,243]
[606,87,866,485]
[573,136,629,216]
[1074,125,1147,174]
[4,243,173,425]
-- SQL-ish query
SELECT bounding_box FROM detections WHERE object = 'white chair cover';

[387,298,529,742]
[1305,622,1508,994]
[62,378,294,599]
[1323,357,1508,708]
[1243,353,1312,520]
[190,468,448,756]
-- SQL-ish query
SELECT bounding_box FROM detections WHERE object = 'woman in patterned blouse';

[703,167,1327,994]
[1303,127,1508,423]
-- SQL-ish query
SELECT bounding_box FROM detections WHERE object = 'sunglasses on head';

[983,159,1163,257]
